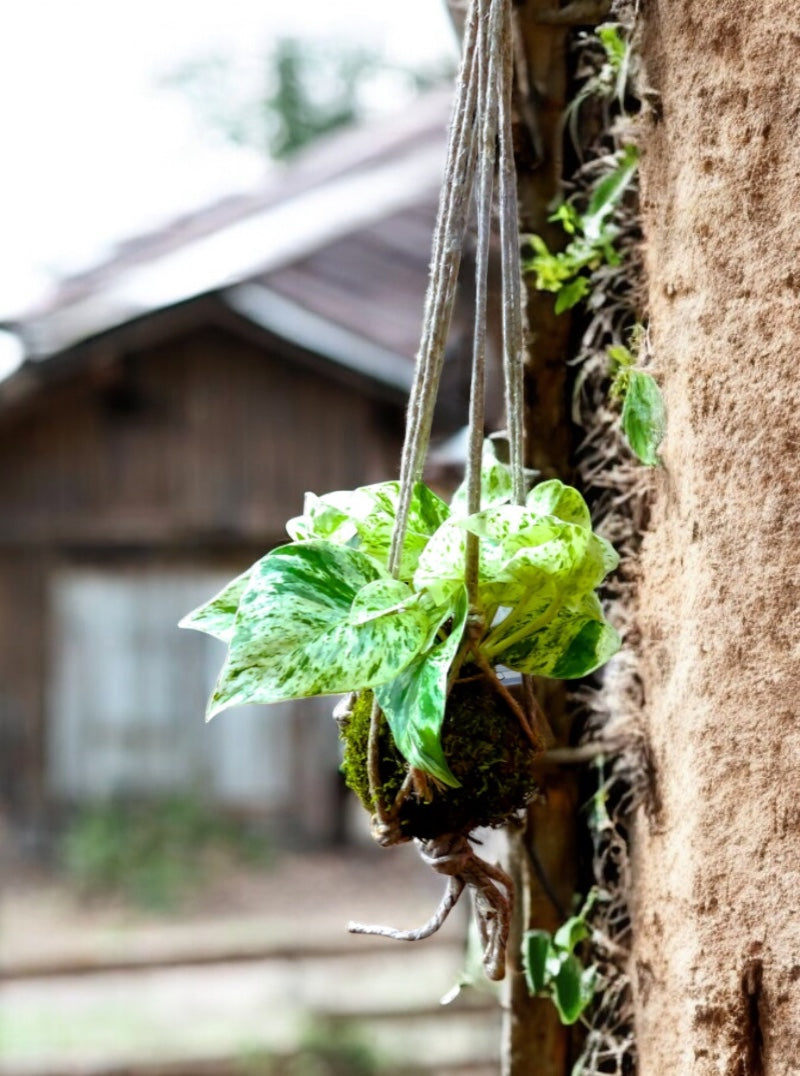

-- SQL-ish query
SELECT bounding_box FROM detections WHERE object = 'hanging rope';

[358,0,536,979]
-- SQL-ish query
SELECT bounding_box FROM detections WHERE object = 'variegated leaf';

[349,578,415,623]
[285,490,358,543]
[352,481,450,578]
[526,479,591,529]
[449,439,513,516]
[375,584,468,788]
[286,481,449,579]
[179,568,253,643]
[207,542,434,719]
[497,593,620,678]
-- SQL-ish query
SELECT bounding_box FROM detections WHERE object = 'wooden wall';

[0,326,405,547]
[0,325,405,833]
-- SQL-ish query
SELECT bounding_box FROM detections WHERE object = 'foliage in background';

[239,1020,388,1076]
[164,37,453,161]
[562,15,648,1076]
[527,21,665,471]
[522,890,600,1025]
[524,144,639,314]
[62,795,272,910]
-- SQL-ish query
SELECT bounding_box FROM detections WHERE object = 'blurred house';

[0,90,494,848]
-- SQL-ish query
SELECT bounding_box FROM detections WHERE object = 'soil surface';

[632,1,800,1073]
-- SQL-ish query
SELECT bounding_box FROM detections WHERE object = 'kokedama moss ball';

[339,673,540,840]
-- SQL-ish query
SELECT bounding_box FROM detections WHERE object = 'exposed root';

[348,832,513,981]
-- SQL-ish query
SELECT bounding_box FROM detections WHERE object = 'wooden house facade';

[0,93,487,845]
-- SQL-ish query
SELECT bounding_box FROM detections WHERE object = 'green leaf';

[555,276,590,313]
[285,490,357,543]
[607,343,635,375]
[553,915,591,954]
[621,370,666,466]
[450,439,513,515]
[526,480,592,529]
[416,507,572,616]
[286,481,450,579]
[375,584,468,788]
[348,578,416,623]
[549,202,582,234]
[597,24,626,71]
[552,954,597,1025]
[413,518,468,590]
[461,506,591,606]
[179,569,252,643]
[495,594,620,679]
[584,144,639,241]
[356,481,450,578]
[208,542,435,718]
[522,930,553,995]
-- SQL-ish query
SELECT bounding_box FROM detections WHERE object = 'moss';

[340,673,540,840]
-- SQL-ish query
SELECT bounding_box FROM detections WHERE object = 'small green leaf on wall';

[522,930,552,995]
[522,891,600,1026]
[609,335,666,466]
[552,955,597,1025]
[621,369,666,466]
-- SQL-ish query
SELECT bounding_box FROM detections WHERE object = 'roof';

[4,91,452,398]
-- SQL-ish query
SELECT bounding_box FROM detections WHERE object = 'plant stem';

[482,591,561,659]
[472,648,545,753]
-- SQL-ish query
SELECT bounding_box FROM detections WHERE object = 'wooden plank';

[0,935,462,983]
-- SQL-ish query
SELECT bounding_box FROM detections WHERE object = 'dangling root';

[348,876,466,942]
[348,833,514,981]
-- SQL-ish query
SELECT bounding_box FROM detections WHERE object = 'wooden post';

[501,4,577,1073]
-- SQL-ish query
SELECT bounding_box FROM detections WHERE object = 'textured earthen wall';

[633,1,800,1072]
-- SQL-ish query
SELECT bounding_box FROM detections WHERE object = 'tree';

[165,37,452,161]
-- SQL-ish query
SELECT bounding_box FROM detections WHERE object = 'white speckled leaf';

[352,481,450,578]
[375,584,468,788]
[207,542,434,719]
[526,480,592,529]
[285,481,449,579]
[449,439,513,516]
[179,568,253,643]
[497,593,620,679]
[415,507,603,609]
[413,518,467,590]
[285,490,358,543]
[348,578,414,624]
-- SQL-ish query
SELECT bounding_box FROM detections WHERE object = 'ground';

[1,839,503,1075]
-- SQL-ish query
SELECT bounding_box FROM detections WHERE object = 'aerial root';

[348,832,513,981]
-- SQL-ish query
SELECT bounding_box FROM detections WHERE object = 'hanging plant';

[181,443,619,975]
[182,0,622,985]
[183,443,618,789]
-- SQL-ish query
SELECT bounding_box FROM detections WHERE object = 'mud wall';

[633,1,800,1072]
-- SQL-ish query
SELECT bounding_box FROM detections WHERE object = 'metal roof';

[7,92,452,389]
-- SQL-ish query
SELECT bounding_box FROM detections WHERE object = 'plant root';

[348,832,514,981]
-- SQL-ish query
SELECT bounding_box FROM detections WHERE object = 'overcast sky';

[0,0,457,322]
